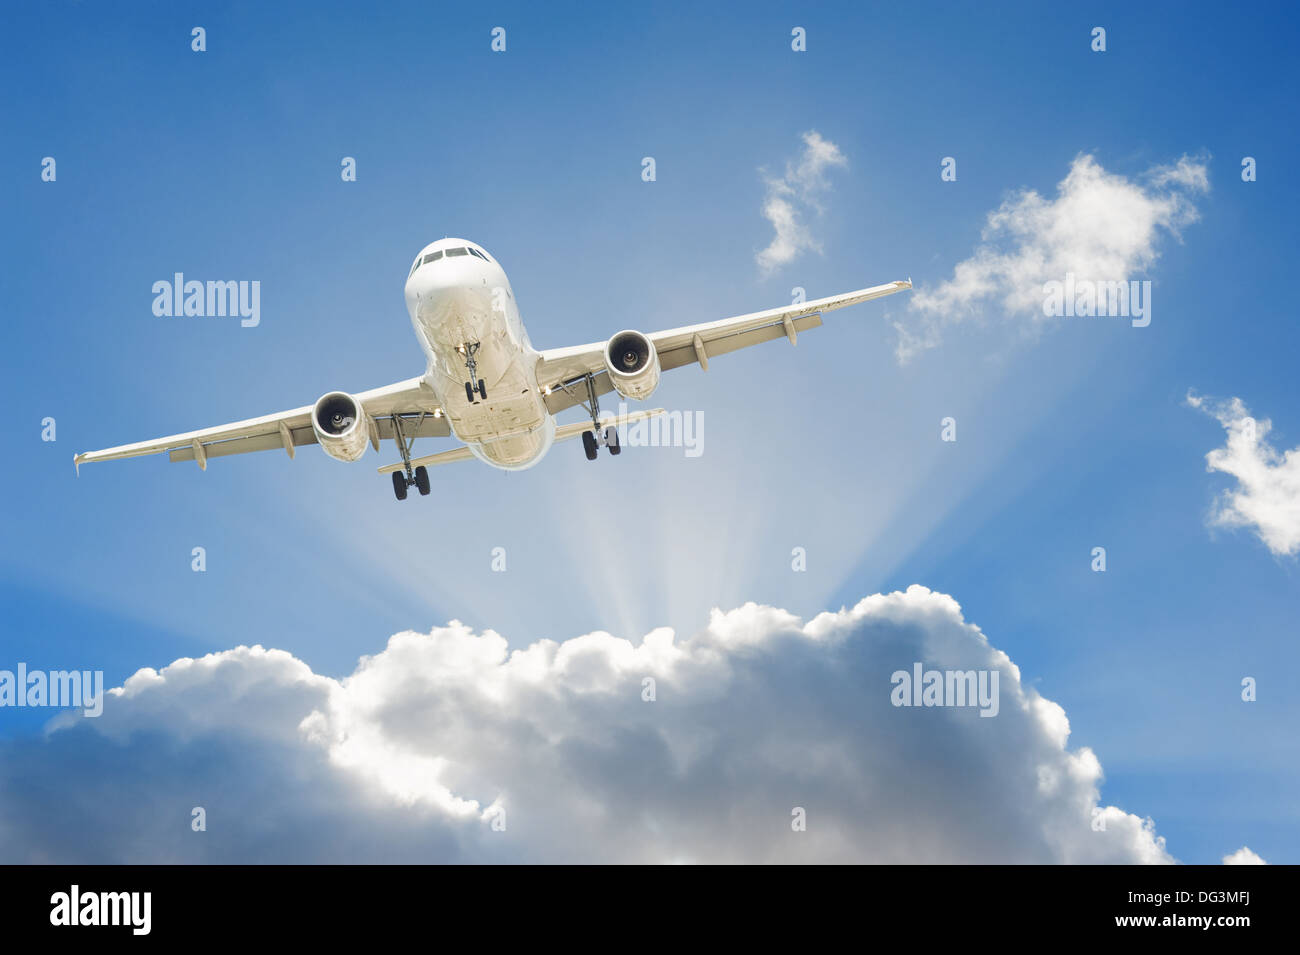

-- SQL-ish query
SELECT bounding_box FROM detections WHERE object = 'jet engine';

[312,391,370,462]
[603,329,660,400]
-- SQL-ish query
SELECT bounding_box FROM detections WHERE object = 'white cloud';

[897,153,1208,362]
[1222,846,1268,865]
[755,131,847,273]
[1188,393,1300,556]
[0,586,1193,863]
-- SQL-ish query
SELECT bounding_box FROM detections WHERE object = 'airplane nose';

[404,246,497,313]
[418,260,492,296]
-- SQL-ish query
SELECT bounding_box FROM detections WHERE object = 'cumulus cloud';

[755,131,847,273]
[1188,392,1300,556]
[0,586,1192,863]
[896,153,1209,362]
[1222,846,1268,865]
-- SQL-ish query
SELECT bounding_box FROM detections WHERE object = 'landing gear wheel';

[477,379,487,400]
[582,430,599,461]
[392,471,408,501]
[414,466,430,496]
[605,426,620,455]
[465,381,475,403]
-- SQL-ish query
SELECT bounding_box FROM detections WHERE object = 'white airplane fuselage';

[403,238,555,471]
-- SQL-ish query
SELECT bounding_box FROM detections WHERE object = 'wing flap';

[169,427,316,462]
[165,416,451,463]
[656,313,823,371]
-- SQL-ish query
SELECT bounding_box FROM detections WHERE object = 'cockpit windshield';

[409,246,491,278]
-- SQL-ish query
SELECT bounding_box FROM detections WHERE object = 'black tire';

[582,430,598,461]
[391,471,408,501]
[464,381,475,403]
[415,466,430,496]
[477,379,487,400]
[605,426,620,455]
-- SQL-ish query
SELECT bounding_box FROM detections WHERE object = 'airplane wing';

[74,375,448,471]
[534,280,911,415]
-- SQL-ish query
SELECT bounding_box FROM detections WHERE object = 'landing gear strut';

[389,414,431,501]
[566,373,620,462]
[459,342,487,402]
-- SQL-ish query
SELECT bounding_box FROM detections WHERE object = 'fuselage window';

[468,247,486,260]
[409,258,421,277]
[423,250,443,265]
[446,247,469,257]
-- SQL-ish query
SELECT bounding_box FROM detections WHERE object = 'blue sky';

[1,1,1297,863]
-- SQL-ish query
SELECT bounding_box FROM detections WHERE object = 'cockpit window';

[412,246,487,276]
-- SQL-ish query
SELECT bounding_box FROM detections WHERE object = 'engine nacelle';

[603,329,661,400]
[312,391,370,462]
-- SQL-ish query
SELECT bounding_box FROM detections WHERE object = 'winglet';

[73,453,82,477]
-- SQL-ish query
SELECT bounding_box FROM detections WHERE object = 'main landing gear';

[389,414,431,501]
[581,427,620,460]
[391,469,429,501]
[570,373,620,461]
[458,342,487,402]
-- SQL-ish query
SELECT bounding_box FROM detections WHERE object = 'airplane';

[75,238,912,500]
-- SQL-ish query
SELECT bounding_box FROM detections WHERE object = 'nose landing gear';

[458,342,488,402]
